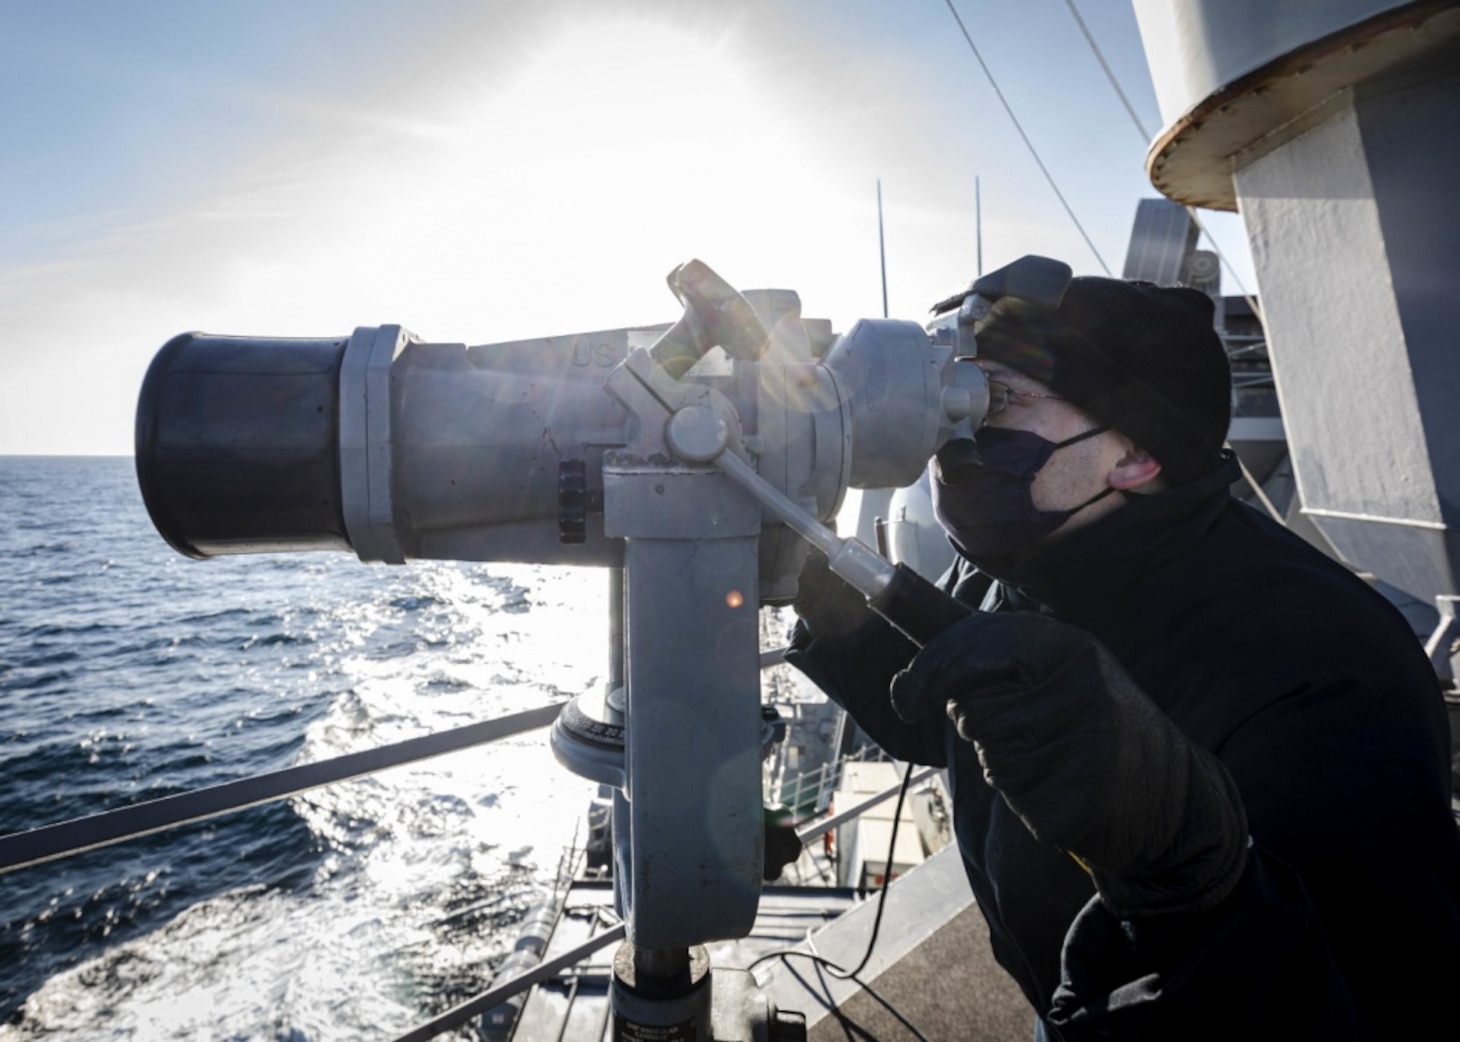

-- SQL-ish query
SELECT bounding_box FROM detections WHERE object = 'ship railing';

[393,765,934,1042]
[0,673,927,1041]
[0,704,562,874]
[773,742,894,821]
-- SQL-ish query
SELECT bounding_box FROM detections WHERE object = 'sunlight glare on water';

[1,457,611,1041]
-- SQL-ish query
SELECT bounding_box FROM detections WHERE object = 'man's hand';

[891,611,1248,918]
[792,551,876,640]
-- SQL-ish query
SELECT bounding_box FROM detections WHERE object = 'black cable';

[838,760,915,978]
[749,763,927,1038]
[750,762,914,978]
[782,953,933,1042]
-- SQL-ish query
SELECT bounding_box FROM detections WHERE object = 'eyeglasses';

[987,380,1067,417]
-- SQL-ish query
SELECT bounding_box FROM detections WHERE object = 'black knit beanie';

[973,277,1232,483]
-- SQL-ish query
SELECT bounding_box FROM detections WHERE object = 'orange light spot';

[725,589,745,609]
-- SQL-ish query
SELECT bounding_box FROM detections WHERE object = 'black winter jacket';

[787,458,1460,1038]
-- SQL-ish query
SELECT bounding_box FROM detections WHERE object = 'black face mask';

[931,424,1115,561]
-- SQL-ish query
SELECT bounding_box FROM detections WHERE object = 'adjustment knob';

[558,460,587,544]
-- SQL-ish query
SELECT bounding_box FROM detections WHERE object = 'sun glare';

[155,17,814,347]
[468,18,801,246]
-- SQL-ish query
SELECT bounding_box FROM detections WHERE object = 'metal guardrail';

[775,743,893,820]
[390,763,931,1042]
[6,641,924,1042]
[0,703,563,873]
[793,766,936,845]
[395,922,627,1042]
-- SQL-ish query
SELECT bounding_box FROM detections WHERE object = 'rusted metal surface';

[1143,1,1460,209]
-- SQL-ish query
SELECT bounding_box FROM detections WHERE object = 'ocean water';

[0,456,604,1039]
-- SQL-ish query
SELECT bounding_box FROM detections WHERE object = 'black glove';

[763,804,804,881]
[891,611,1248,918]
[792,551,875,641]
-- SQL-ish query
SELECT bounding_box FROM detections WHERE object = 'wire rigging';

[1060,0,1262,314]
[941,0,1112,275]
[1059,0,1286,526]
[1061,0,1150,144]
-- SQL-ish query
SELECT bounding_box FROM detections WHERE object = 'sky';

[0,0,1257,456]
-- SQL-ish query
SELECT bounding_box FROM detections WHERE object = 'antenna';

[976,175,983,278]
[877,179,889,319]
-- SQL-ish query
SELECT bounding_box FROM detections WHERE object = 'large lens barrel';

[135,313,978,569]
[135,332,351,558]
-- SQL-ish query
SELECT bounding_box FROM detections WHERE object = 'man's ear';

[1109,445,1162,491]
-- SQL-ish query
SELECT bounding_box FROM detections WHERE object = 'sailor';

[786,276,1460,1039]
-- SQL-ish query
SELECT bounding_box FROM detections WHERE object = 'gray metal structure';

[1135,0,1460,607]
[1121,197,1197,286]
[1121,198,1223,326]
[134,260,991,1038]
[93,6,1460,1035]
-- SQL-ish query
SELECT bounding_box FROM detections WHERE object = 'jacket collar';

[964,452,1242,618]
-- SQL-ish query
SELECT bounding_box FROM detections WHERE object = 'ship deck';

[506,845,1032,1041]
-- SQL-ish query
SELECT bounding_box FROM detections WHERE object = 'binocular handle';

[649,259,770,377]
